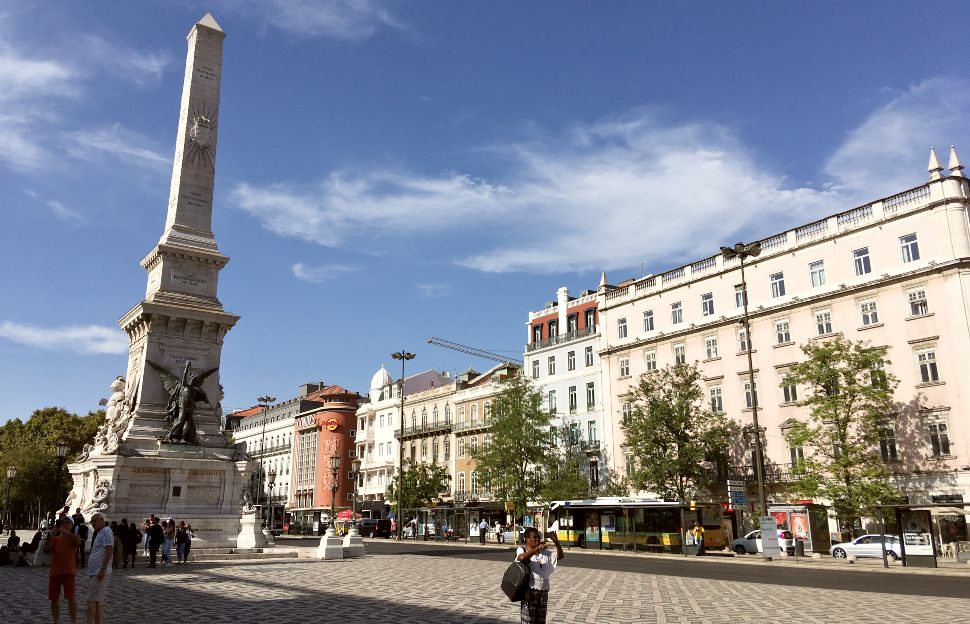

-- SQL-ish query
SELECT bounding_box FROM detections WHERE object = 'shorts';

[87,574,110,602]
[48,574,76,600]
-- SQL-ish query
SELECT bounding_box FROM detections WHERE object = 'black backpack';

[77,524,89,540]
[501,559,530,602]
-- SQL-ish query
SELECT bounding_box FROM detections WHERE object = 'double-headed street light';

[329,452,341,530]
[4,464,17,526]
[391,350,415,540]
[267,467,277,534]
[720,241,768,519]
[255,395,276,514]
[349,457,362,536]
[55,440,68,513]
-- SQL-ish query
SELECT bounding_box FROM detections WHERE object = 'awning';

[930,506,969,516]
[336,509,363,521]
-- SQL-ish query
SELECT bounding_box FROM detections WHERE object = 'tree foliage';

[471,374,554,515]
[536,423,600,502]
[622,363,737,502]
[0,407,104,526]
[387,459,451,512]
[783,334,901,529]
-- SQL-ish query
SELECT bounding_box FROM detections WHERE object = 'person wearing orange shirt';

[44,517,80,624]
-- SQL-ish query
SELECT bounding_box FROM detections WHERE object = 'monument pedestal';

[237,514,268,549]
[316,528,344,560]
[342,530,364,558]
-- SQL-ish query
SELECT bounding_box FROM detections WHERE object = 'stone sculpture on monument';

[65,14,258,547]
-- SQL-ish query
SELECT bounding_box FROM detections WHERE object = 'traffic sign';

[727,480,745,492]
[729,491,747,505]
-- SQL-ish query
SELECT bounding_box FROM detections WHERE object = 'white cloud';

[416,283,451,298]
[225,0,404,41]
[62,123,170,172]
[0,52,78,102]
[232,78,970,275]
[291,262,358,283]
[79,34,169,85]
[0,321,128,355]
[47,200,83,223]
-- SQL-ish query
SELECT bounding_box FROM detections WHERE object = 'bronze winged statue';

[146,360,218,444]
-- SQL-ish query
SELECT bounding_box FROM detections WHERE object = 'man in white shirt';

[479,518,488,545]
[514,527,564,624]
[85,513,114,624]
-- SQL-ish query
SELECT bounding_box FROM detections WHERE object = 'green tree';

[622,363,737,502]
[537,423,599,502]
[387,459,451,512]
[783,334,901,531]
[471,374,554,516]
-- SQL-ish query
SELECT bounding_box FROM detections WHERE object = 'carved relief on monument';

[128,483,166,500]
[189,485,222,501]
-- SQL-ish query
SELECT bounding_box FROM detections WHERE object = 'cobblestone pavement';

[2,553,968,624]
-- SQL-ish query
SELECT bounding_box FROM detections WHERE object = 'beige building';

[598,148,970,529]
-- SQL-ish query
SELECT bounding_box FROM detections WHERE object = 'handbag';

[501,559,531,602]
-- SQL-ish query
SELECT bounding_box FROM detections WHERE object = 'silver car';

[829,534,902,560]
[731,529,796,555]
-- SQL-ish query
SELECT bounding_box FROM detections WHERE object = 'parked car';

[731,529,796,555]
[829,534,902,560]
[357,518,393,538]
[501,527,525,544]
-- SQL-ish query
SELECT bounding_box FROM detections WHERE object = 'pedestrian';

[124,523,140,569]
[691,521,705,556]
[162,519,176,565]
[85,514,113,624]
[74,519,89,566]
[44,516,80,624]
[7,530,20,549]
[147,518,164,568]
[183,524,194,563]
[479,518,488,545]
[515,528,564,624]
[495,520,504,544]
[111,521,127,569]
[140,516,154,556]
[175,521,189,564]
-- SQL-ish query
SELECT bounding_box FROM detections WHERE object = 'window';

[584,346,594,367]
[567,314,578,333]
[567,351,576,371]
[531,360,539,379]
[927,415,951,457]
[457,472,465,493]
[470,471,478,495]
[457,405,465,422]
[671,302,683,324]
[870,360,888,389]
[379,414,385,428]
[673,343,686,365]
[853,247,871,276]
[860,299,879,326]
[709,386,723,413]
[586,382,596,409]
[458,437,465,458]
[900,233,920,263]
[701,292,715,316]
[738,329,750,353]
[589,460,599,488]
[809,260,826,288]
[471,404,478,421]
[743,377,759,409]
[431,440,439,462]
[735,284,747,308]
[445,404,451,423]
[585,308,596,328]
[444,439,451,461]
[532,325,542,344]
[770,272,786,298]
[568,386,577,413]
[645,349,657,371]
[788,443,804,467]
[617,317,628,339]
[420,440,427,460]
[643,310,654,331]
[619,357,630,377]
[775,319,791,344]
[621,401,632,424]
[916,347,939,383]
[547,390,557,413]
[587,421,597,443]
[549,320,558,337]
[908,287,929,316]
[879,427,898,461]
[569,422,580,445]
[782,379,798,403]
[548,356,556,375]
[815,309,833,335]
[470,435,478,453]
[705,335,719,359]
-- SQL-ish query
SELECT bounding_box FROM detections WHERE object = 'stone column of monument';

[66,14,255,547]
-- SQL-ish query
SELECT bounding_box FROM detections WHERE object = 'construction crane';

[427,336,523,365]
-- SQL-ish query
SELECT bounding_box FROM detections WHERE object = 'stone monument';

[66,13,254,546]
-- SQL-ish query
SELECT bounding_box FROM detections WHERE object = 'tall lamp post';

[255,395,276,517]
[391,350,414,540]
[720,241,769,519]
[348,457,361,536]
[328,453,341,530]
[4,465,17,526]
[267,467,277,534]
[55,440,68,516]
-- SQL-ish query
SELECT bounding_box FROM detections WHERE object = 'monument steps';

[190,550,299,562]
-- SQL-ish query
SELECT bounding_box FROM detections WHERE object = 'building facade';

[597,148,970,530]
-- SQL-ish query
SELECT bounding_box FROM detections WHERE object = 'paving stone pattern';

[1,554,967,623]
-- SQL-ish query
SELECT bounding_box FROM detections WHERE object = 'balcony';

[579,440,601,454]
[394,421,453,439]
[357,429,375,443]
[716,463,796,483]
[453,490,494,502]
[526,325,597,352]
[452,418,493,433]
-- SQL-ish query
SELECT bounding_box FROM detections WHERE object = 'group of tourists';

[43,511,113,624]
[139,514,194,567]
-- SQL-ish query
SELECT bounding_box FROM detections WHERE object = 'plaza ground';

[2,539,969,623]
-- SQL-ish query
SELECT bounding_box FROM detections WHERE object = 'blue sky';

[2,1,969,422]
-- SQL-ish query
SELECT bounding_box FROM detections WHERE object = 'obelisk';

[66,14,251,546]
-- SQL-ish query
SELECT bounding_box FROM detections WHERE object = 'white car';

[731,529,796,555]
[829,534,902,560]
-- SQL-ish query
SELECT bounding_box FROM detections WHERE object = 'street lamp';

[391,350,415,540]
[255,395,276,515]
[349,457,361,536]
[329,452,341,530]
[267,467,277,534]
[55,440,68,516]
[4,465,17,526]
[720,241,769,519]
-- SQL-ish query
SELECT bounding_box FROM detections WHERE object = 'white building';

[597,147,970,536]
